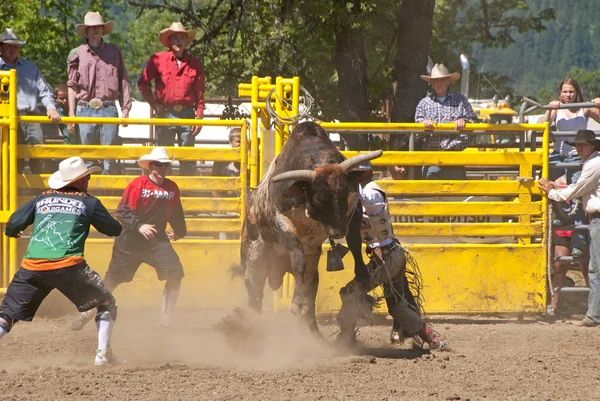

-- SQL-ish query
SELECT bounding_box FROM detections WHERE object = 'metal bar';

[341,151,544,166]
[9,69,17,281]
[18,115,245,127]
[18,145,242,161]
[389,201,542,216]
[556,287,589,293]
[18,175,241,191]
[552,162,580,168]
[239,120,248,223]
[378,180,544,195]
[392,222,542,236]
[320,122,547,131]
[250,76,259,187]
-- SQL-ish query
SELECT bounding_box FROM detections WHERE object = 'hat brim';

[565,139,600,148]
[0,39,26,46]
[420,72,461,83]
[75,21,114,38]
[137,157,174,170]
[159,29,195,48]
[48,166,102,190]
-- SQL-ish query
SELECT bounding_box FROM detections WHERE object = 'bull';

[240,121,381,336]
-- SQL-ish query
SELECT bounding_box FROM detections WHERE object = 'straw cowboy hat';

[420,63,461,83]
[75,12,114,38]
[48,157,101,190]
[159,22,195,48]
[0,29,27,46]
[137,147,175,170]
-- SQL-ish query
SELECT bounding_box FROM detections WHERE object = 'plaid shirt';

[414,91,478,151]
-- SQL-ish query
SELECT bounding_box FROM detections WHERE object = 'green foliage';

[475,0,600,99]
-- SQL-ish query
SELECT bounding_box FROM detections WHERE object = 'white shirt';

[554,108,587,157]
[359,182,393,248]
[548,152,600,214]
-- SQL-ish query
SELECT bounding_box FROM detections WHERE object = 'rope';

[265,86,315,126]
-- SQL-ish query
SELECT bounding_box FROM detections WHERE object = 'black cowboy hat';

[565,129,600,150]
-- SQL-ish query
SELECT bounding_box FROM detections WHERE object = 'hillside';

[472,0,600,101]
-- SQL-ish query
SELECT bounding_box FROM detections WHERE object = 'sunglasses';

[150,162,170,168]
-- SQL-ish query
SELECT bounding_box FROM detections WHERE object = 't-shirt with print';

[113,175,186,251]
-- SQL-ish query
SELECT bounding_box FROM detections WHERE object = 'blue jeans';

[422,165,466,180]
[156,107,197,176]
[76,104,121,175]
[17,122,45,173]
[587,217,600,323]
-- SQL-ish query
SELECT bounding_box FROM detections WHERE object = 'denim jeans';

[422,165,466,180]
[17,122,45,173]
[156,107,197,176]
[76,104,121,175]
[586,217,600,323]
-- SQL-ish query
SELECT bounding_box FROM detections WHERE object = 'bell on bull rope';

[326,237,349,272]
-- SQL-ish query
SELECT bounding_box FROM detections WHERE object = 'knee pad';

[96,300,118,322]
[0,312,15,333]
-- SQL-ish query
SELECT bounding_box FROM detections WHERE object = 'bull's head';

[271,150,382,239]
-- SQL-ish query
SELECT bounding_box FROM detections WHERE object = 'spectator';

[138,22,206,176]
[539,78,600,257]
[415,63,478,180]
[539,130,600,327]
[54,83,79,144]
[67,11,131,175]
[539,77,600,170]
[0,28,60,173]
[546,174,589,319]
[211,128,241,197]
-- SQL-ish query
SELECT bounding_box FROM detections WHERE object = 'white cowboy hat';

[75,12,114,38]
[48,157,101,190]
[420,63,460,83]
[137,147,175,170]
[0,29,27,46]
[159,22,195,48]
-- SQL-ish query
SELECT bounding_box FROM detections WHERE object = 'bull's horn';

[339,150,383,172]
[271,170,316,183]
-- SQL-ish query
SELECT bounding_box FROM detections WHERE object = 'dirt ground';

[1,306,599,401]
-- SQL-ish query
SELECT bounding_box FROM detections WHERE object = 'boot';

[418,323,448,350]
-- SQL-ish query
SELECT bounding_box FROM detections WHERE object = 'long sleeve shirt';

[5,188,121,271]
[67,40,132,115]
[548,152,600,214]
[414,91,478,151]
[138,50,206,118]
[113,175,186,250]
[0,57,56,113]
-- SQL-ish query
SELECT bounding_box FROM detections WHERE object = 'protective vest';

[360,181,395,247]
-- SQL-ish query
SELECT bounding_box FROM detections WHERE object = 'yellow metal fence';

[1,69,553,314]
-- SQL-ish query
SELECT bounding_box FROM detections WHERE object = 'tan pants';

[338,244,424,337]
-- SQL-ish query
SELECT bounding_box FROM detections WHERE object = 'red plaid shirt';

[138,50,206,118]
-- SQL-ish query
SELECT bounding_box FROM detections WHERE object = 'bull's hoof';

[290,298,309,316]
[335,329,357,346]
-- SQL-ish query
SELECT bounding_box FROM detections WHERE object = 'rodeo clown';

[71,147,187,331]
[0,157,122,365]
[337,162,447,350]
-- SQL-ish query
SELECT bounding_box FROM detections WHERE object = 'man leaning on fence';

[67,11,131,175]
[414,63,478,180]
[0,28,61,174]
[138,22,206,176]
[539,129,600,327]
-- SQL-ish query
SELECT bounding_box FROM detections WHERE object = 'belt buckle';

[172,104,184,112]
[88,98,103,110]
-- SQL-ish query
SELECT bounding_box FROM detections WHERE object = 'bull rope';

[265,86,315,126]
